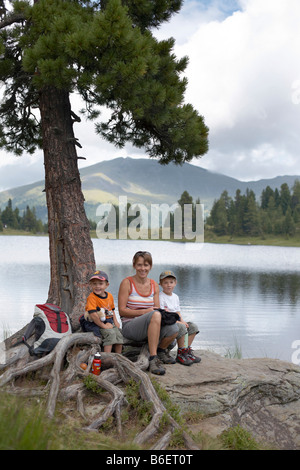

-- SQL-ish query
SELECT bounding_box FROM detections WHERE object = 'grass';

[0,391,141,450]
[224,338,243,359]
[0,228,46,236]
[220,425,265,450]
[204,230,300,247]
[0,393,54,450]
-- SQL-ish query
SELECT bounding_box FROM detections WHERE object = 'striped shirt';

[122,277,155,323]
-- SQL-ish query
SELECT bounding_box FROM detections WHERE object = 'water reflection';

[147,265,300,361]
[0,236,300,362]
[258,273,300,307]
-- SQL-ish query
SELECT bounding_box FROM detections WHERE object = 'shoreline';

[1,229,300,248]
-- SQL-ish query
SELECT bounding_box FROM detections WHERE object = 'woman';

[118,251,178,375]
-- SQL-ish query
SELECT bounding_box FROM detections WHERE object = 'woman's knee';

[149,310,161,325]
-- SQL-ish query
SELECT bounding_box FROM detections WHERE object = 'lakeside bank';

[1,228,300,247]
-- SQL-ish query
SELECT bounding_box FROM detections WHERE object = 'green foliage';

[0,198,46,233]
[220,425,262,450]
[207,181,300,238]
[125,379,153,425]
[0,0,208,163]
[83,374,105,394]
[106,0,183,31]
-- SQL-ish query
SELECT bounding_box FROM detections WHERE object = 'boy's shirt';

[85,291,115,323]
[159,291,180,313]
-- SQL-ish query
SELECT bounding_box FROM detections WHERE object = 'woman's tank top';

[122,276,155,323]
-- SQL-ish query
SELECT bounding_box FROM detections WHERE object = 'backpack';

[23,303,72,356]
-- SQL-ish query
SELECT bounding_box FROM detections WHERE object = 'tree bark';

[39,86,95,327]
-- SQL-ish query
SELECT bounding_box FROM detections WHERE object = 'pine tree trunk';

[39,86,95,327]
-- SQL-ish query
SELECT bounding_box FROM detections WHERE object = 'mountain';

[0,157,299,222]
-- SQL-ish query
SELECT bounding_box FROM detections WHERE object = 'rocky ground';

[154,350,300,450]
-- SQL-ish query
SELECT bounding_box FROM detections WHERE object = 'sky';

[1,0,300,191]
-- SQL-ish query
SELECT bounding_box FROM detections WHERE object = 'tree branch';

[0,13,25,29]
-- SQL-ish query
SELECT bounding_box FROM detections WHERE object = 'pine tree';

[261,185,274,210]
[209,196,228,235]
[22,205,38,232]
[243,189,260,236]
[233,189,246,236]
[0,1,209,324]
[279,183,291,215]
[261,195,277,234]
[291,180,300,223]
[1,199,18,228]
[177,190,194,237]
[282,207,295,236]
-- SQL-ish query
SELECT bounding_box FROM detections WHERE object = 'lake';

[1,236,300,363]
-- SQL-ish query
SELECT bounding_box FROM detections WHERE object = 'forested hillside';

[206,181,300,238]
[1,157,300,224]
[0,199,46,233]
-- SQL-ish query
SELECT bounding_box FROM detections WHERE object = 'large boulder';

[155,350,300,450]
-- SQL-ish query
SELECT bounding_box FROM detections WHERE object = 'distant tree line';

[0,199,47,234]
[206,181,300,237]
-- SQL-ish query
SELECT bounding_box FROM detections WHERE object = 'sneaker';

[148,356,166,375]
[187,347,201,363]
[176,348,193,366]
[157,348,176,364]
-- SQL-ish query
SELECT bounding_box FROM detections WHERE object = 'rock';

[154,350,300,450]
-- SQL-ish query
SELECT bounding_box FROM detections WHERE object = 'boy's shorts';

[100,326,124,346]
[177,321,199,339]
[122,311,179,343]
[79,315,123,345]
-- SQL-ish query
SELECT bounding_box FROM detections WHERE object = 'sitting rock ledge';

[154,350,300,450]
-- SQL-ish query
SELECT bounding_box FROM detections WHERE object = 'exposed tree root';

[0,333,200,450]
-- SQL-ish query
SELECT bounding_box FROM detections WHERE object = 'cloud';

[1,0,300,191]
[168,0,300,180]
[0,152,43,191]
[154,0,241,44]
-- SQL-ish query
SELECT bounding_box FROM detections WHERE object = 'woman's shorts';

[100,326,124,346]
[122,311,179,343]
[177,321,199,339]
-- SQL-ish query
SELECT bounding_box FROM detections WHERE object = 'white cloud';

[0,151,43,191]
[1,0,300,190]
[168,0,300,180]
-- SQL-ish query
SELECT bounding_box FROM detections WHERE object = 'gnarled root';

[0,333,199,450]
[113,353,199,450]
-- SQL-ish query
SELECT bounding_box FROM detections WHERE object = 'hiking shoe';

[187,347,201,363]
[157,348,176,364]
[148,356,166,375]
[176,348,193,366]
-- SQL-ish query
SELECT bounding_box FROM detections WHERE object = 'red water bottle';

[91,352,101,376]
